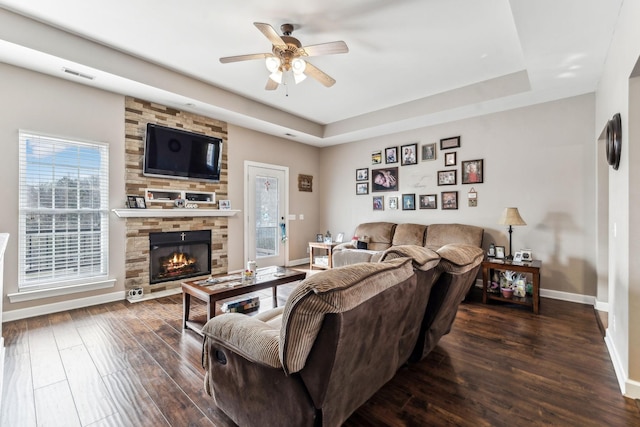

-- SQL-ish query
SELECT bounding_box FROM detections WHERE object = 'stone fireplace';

[149,230,211,284]
[122,97,229,295]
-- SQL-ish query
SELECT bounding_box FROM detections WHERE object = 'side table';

[482,259,541,314]
[309,242,339,270]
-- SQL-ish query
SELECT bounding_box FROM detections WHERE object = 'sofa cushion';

[392,223,428,246]
[436,244,485,274]
[354,222,397,251]
[332,248,379,268]
[424,223,484,250]
[279,257,413,374]
[378,245,440,271]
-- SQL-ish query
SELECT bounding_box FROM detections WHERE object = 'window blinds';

[18,131,109,289]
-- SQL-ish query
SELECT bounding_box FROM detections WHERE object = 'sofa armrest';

[202,313,281,369]
[332,241,356,252]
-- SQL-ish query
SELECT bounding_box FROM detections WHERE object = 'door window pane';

[254,175,279,259]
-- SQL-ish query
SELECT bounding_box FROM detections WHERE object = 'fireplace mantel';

[112,209,240,218]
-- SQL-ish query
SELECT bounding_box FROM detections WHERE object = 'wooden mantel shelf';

[111,209,240,218]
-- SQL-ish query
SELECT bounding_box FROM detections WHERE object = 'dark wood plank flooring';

[2,285,639,426]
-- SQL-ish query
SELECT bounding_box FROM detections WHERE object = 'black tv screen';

[143,123,222,182]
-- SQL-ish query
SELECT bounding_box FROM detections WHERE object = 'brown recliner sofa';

[376,243,485,361]
[201,255,441,427]
[332,222,484,267]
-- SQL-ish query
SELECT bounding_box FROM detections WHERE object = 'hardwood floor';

[1,285,639,426]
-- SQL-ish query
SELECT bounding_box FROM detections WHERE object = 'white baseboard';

[625,378,640,399]
[539,288,596,305]
[287,258,308,267]
[3,290,126,322]
[594,298,609,313]
[605,330,627,395]
[0,337,4,409]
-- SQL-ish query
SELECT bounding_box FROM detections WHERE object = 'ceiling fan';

[219,22,349,90]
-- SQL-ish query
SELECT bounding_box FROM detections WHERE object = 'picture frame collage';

[355,136,484,211]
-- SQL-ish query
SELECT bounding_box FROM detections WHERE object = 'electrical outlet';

[306,246,310,253]
[299,214,304,220]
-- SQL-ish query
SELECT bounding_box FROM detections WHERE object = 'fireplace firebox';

[149,230,211,284]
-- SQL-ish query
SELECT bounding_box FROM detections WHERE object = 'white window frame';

[16,130,110,295]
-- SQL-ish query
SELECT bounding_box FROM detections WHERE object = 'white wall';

[595,0,640,397]
[0,62,126,313]
[320,94,596,295]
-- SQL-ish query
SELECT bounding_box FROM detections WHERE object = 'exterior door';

[245,162,288,268]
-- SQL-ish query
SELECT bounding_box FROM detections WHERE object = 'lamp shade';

[498,207,526,226]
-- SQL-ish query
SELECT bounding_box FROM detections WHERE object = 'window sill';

[8,278,117,303]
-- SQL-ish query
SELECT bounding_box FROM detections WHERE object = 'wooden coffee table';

[182,266,306,335]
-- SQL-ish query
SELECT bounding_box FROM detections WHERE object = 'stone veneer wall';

[123,97,228,294]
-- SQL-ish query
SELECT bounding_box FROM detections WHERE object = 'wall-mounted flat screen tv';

[143,123,223,182]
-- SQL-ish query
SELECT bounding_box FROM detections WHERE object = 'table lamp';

[498,207,526,260]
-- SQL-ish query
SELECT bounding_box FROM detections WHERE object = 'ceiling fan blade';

[302,41,349,57]
[254,22,287,47]
[220,53,272,64]
[303,61,336,87]
[265,78,279,90]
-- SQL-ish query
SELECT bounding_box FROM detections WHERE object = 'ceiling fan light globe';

[265,57,281,72]
[291,58,306,73]
[269,70,283,84]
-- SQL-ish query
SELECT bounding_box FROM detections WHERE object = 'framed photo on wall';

[422,143,436,161]
[437,170,457,186]
[373,196,384,211]
[419,194,437,209]
[402,194,416,210]
[444,151,457,166]
[441,191,458,210]
[440,136,461,150]
[400,143,418,166]
[462,159,484,184]
[371,167,398,192]
[389,196,398,210]
[385,146,398,164]
[356,168,369,181]
[356,182,369,195]
[371,150,382,165]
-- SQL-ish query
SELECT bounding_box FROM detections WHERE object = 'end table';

[482,259,541,314]
[309,242,339,270]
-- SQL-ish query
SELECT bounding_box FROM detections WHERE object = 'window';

[18,131,109,291]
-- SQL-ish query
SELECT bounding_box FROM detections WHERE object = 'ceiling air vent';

[62,67,95,80]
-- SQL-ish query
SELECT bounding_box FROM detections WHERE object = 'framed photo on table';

[495,246,505,259]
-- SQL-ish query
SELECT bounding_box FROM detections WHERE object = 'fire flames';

[157,251,198,279]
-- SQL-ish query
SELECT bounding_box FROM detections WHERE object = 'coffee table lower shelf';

[182,266,306,336]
